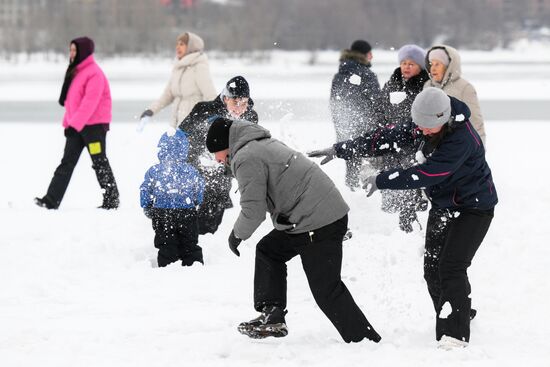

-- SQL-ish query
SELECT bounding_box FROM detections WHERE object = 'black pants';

[197,167,231,235]
[253,215,380,343]
[424,207,494,342]
[46,125,119,207]
[150,208,202,267]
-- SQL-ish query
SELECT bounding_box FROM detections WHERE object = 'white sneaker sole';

[438,335,469,350]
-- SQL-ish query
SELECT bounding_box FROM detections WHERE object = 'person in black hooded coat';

[329,40,381,190]
[371,44,430,232]
[178,76,258,235]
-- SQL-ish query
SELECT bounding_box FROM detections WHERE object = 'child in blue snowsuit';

[140,129,205,267]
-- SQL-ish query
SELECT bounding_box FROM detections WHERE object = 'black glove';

[140,109,153,119]
[362,175,379,197]
[307,147,336,165]
[143,207,153,219]
[228,230,242,257]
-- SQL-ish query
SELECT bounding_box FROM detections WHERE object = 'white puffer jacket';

[149,32,217,127]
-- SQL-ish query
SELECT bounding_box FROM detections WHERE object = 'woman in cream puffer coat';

[424,45,486,146]
[141,32,217,128]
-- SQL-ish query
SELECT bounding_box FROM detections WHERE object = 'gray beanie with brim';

[411,88,451,128]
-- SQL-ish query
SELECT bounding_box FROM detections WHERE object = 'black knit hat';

[222,76,250,98]
[206,117,233,153]
[350,39,372,55]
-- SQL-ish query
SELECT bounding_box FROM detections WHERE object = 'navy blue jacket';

[140,130,204,209]
[334,97,498,210]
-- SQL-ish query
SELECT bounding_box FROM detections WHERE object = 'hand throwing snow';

[362,175,378,197]
[307,147,336,165]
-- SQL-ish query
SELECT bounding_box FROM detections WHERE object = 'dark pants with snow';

[253,215,380,343]
[150,208,202,267]
[46,125,119,207]
[197,167,231,235]
[424,207,494,342]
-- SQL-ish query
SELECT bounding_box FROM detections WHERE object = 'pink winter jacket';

[62,55,112,132]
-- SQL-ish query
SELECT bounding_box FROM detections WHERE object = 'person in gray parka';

[205,117,381,344]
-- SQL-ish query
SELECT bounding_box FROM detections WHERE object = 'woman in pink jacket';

[35,37,119,209]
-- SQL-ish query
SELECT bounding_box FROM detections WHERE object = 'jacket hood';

[157,129,189,162]
[426,45,462,87]
[449,95,471,126]
[71,37,95,66]
[186,32,205,54]
[339,49,370,66]
[229,120,271,158]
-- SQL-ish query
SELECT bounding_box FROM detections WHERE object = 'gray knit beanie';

[411,88,451,128]
[398,44,426,69]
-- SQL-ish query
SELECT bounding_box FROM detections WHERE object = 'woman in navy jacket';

[309,88,497,348]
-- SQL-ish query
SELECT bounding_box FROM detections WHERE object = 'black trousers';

[424,207,494,342]
[150,208,202,267]
[197,167,231,235]
[253,215,380,343]
[46,125,119,207]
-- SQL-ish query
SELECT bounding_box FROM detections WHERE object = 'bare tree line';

[0,0,547,57]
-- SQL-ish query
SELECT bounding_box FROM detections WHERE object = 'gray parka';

[424,45,486,145]
[228,121,349,240]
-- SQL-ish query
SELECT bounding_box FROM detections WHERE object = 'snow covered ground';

[1,47,550,366]
[1,118,549,366]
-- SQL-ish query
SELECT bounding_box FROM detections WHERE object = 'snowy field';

[1,46,550,366]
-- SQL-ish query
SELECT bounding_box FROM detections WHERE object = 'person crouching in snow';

[140,128,205,267]
[308,88,497,349]
[206,117,381,343]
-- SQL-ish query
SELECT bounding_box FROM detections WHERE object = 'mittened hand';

[228,230,242,257]
[362,175,379,197]
[140,109,153,119]
[307,147,336,165]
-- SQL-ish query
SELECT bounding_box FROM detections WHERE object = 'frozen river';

[0,99,547,123]
[1,50,548,123]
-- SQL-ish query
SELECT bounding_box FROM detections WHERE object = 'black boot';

[98,194,119,210]
[238,305,288,339]
[34,195,59,210]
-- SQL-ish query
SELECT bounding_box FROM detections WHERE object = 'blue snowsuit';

[140,130,205,267]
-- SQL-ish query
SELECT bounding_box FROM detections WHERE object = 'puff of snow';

[411,174,419,181]
[455,114,465,122]
[440,302,453,319]
[349,74,361,85]
[166,126,176,136]
[415,150,426,164]
[389,172,399,180]
[389,91,406,104]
